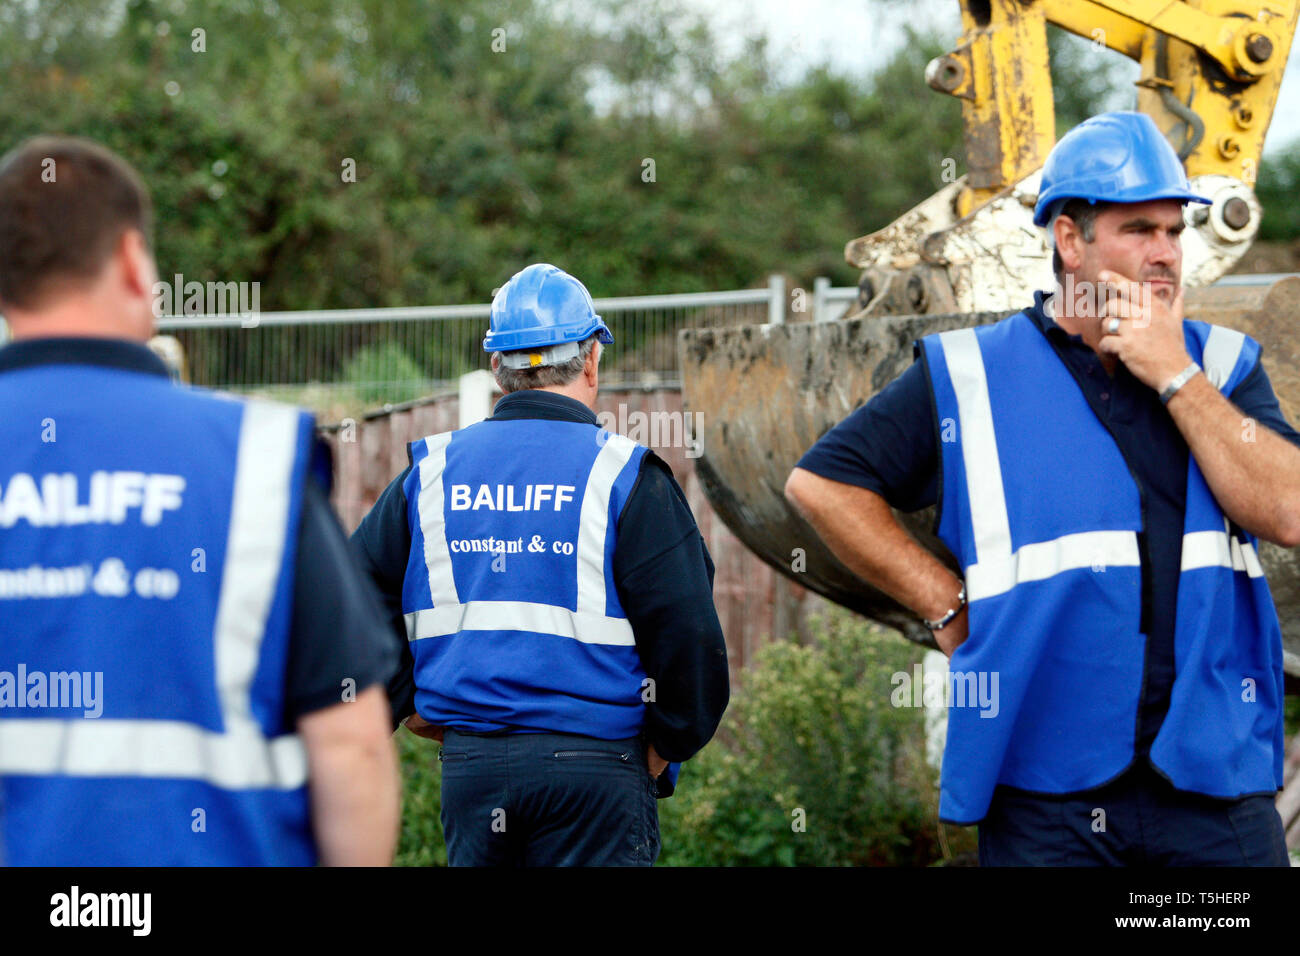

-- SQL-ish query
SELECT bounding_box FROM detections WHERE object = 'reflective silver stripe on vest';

[938,329,1141,602]
[1181,527,1265,578]
[966,530,1142,601]
[406,430,639,646]
[1200,325,1246,389]
[939,329,1012,564]
[1184,329,1261,577]
[416,432,460,606]
[576,434,638,617]
[0,401,308,789]
[405,601,635,646]
[0,720,307,786]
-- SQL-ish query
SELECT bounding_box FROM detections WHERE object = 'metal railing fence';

[147,276,862,417]
[0,276,863,417]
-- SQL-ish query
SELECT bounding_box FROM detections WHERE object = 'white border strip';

[966,530,1141,601]
[216,403,297,731]
[1181,529,1265,578]
[1201,325,1245,389]
[939,329,1011,564]
[0,719,307,788]
[416,432,460,607]
[405,601,635,646]
[576,435,637,617]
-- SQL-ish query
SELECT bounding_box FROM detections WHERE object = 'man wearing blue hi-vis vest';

[788,112,1300,865]
[352,263,730,866]
[0,136,403,865]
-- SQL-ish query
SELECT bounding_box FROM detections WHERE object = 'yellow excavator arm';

[929,0,1297,214]
[845,0,1298,316]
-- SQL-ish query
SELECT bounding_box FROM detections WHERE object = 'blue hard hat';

[483,263,613,353]
[1033,111,1211,227]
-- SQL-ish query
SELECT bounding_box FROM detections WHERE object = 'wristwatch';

[1159,362,1201,405]
[923,582,966,631]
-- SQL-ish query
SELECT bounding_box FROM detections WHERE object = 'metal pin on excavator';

[679,0,1300,675]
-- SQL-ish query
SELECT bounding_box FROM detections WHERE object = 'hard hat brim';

[482,316,613,353]
[1033,187,1212,227]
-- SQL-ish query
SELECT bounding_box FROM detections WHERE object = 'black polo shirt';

[797,291,1300,759]
[0,337,401,724]
[350,389,731,767]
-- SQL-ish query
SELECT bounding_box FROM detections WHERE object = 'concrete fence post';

[767,274,786,326]
[458,369,497,428]
[813,276,831,323]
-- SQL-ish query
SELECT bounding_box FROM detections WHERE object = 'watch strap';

[1159,362,1201,405]
[923,582,966,631]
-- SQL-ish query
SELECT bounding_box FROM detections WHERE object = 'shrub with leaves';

[343,342,429,407]
[658,610,975,866]
[395,731,447,868]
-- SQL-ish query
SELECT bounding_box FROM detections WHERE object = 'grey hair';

[1050,198,1110,279]
[492,333,599,393]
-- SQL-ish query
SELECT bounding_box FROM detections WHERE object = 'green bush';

[658,611,974,866]
[342,342,429,407]
[395,731,446,868]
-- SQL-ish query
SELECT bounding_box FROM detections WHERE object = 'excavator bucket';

[679,276,1300,676]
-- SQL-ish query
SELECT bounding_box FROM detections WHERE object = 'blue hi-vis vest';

[0,362,317,865]
[402,418,652,740]
[921,311,1286,824]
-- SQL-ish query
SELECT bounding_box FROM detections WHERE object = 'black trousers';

[978,761,1290,866]
[438,729,660,867]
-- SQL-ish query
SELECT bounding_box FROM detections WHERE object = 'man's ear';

[584,341,601,385]
[1053,215,1086,274]
[118,228,157,301]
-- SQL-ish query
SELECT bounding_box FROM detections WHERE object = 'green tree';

[1256,141,1300,241]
